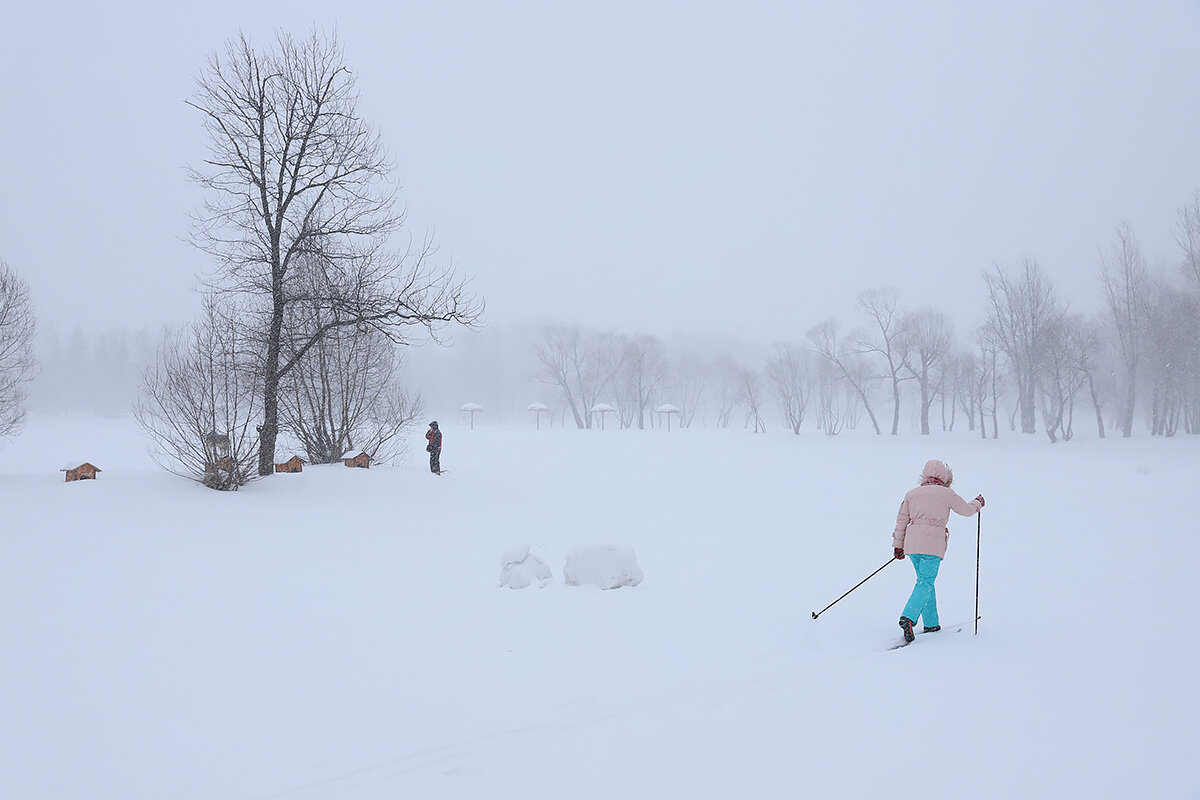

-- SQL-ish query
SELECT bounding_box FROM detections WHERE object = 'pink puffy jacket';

[892,460,981,559]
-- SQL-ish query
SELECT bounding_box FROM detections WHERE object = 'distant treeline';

[30,325,158,415]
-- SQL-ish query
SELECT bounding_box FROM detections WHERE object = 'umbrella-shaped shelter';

[590,403,617,431]
[527,402,550,430]
[460,402,484,430]
[656,403,682,432]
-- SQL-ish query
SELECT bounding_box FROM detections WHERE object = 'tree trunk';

[919,372,932,435]
[890,376,901,435]
[258,370,282,475]
[1121,371,1136,437]
[1087,373,1105,439]
[860,395,882,435]
[1020,374,1037,434]
[258,257,287,476]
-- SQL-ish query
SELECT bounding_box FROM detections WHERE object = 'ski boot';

[922,625,941,633]
[899,616,915,643]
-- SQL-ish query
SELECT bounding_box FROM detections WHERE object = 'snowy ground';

[2,414,1198,799]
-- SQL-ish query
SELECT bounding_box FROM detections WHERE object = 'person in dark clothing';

[425,421,443,474]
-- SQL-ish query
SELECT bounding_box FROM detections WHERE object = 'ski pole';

[974,511,981,635]
[811,557,897,620]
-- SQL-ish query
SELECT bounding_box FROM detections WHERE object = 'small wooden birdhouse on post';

[656,403,681,432]
[342,450,372,469]
[460,402,484,430]
[61,462,101,482]
[275,455,306,473]
[527,402,550,430]
[590,403,616,431]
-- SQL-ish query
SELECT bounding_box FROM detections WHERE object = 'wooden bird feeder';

[342,450,372,469]
[61,462,101,482]
[275,455,306,473]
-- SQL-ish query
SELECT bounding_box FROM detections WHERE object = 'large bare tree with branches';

[901,308,953,435]
[740,368,767,433]
[855,289,910,435]
[808,319,881,434]
[615,334,669,429]
[188,28,480,474]
[0,260,37,440]
[766,343,813,435]
[279,319,423,464]
[710,355,743,429]
[1173,194,1200,433]
[1098,222,1149,438]
[532,325,624,429]
[984,259,1062,435]
[1176,191,1200,290]
[671,351,708,429]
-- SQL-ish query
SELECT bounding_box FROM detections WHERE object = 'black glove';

[426,444,432,452]
[894,547,905,560]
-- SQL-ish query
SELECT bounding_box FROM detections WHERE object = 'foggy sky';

[4,1,1200,345]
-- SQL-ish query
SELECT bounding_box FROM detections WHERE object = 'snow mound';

[498,546,552,589]
[563,546,643,590]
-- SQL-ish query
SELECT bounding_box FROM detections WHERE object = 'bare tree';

[615,335,669,429]
[950,352,978,432]
[1172,193,1200,434]
[970,327,1004,440]
[1142,278,1198,437]
[134,302,261,489]
[812,358,848,436]
[279,321,423,464]
[766,343,813,434]
[711,354,743,429]
[900,309,953,435]
[1176,190,1200,290]
[671,350,708,429]
[807,319,881,434]
[1098,222,1149,438]
[855,289,910,435]
[0,260,37,440]
[532,325,623,429]
[1037,314,1088,443]
[1064,315,1108,439]
[741,368,767,433]
[188,29,480,475]
[983,259,1061,434]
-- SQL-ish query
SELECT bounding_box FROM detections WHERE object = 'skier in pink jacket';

[892,459,984,643]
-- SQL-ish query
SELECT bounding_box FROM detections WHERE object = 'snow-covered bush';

[498,547,552,589]
[563,546,643,590]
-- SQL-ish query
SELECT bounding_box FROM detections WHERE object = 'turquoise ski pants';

[901,554,942,627]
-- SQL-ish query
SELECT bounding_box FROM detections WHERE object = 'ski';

[886,618,979,650]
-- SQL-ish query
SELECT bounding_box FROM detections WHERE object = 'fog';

[4,2,1200,430]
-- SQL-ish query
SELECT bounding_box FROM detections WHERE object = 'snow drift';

[563,545,643,590]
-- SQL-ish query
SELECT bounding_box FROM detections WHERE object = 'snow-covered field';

[2,414,1198,799]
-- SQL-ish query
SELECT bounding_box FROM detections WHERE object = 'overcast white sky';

[4,1,1200,344]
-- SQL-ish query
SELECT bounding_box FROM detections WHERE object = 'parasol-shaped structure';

[460,402,484,430]
[656,403,681,432]
[590,403,617,431]
[527,402,550,430]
